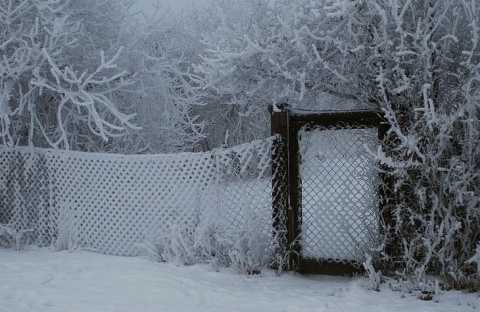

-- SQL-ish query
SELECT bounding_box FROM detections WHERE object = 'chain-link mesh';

[0,138,283,262]
[298,124,380,262]
[0,150,51,247]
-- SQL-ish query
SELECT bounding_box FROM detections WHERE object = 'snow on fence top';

[0,138,277,267]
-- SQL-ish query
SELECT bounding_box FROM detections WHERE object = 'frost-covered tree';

[195,0,365,147]
[193,0,278,148]
[127,12,206,153]
[69,1,206,153]
[198,0,316,107]
[0,0,205,153]
[0,0,138,150]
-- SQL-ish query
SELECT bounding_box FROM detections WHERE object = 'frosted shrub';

[0,224,33,250]
[0,224,18,249]
[363,255,383,291]
[141,207,276,274]
[145,227,198,265]
[308,0,480,290]
[216,214,272,274]
[198,0,480,288]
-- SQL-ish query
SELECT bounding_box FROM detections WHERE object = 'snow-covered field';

[0,248,478,312]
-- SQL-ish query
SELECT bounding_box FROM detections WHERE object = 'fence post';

[269,104,291,270]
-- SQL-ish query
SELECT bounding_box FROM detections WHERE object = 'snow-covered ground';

[0,248,478,312]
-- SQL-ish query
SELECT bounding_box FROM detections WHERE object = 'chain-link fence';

[0,149,51,248]
[298,125,380,263]
[0,138,286,272]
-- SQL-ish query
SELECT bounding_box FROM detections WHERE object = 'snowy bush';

[0,224,33,250]
[0,224,18,249]
[197,0,480,288]
[353,1,479,290]
[300,0,480,290]
[466,244,480,276]
[141,207,276,274]
[363,255,383,291]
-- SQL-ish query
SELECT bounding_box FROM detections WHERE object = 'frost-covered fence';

[298,126,380,261]
[0,138,284,272]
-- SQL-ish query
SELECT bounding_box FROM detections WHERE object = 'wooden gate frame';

[270,104,388,275]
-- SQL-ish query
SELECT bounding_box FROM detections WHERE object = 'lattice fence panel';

[298,125,380,262]
[0,137,279,259]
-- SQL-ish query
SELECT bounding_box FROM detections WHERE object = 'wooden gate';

[270,105,386,275]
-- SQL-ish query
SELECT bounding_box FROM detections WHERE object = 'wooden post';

[287,121,301,270]
[269,104,291,269]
